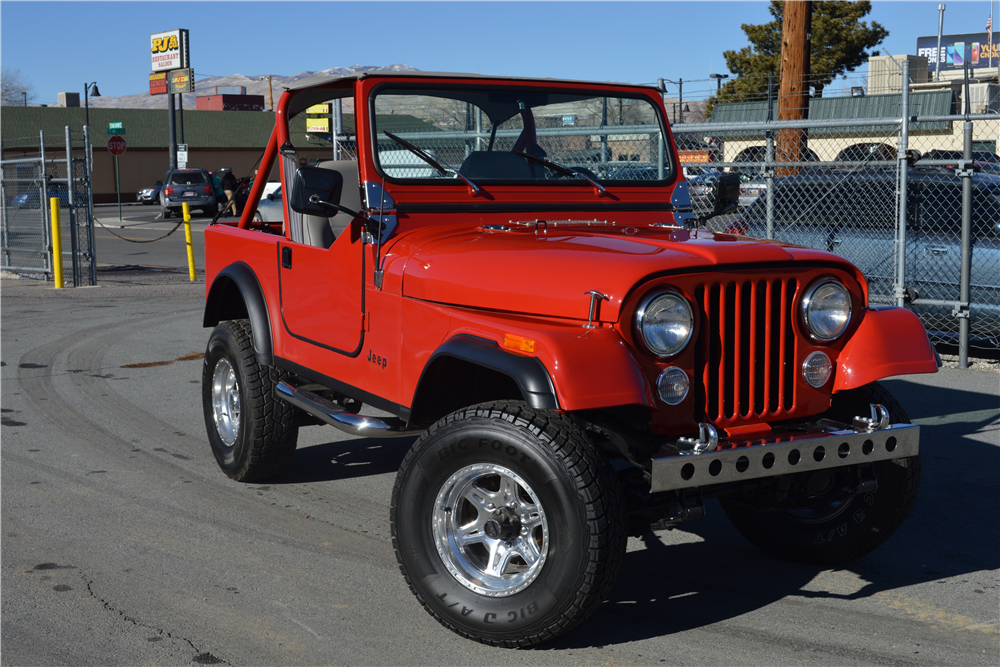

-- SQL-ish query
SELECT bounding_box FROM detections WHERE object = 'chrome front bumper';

[649,420,919,493]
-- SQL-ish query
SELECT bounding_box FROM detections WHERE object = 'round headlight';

[636,292,694,358]
[801,280,852,341]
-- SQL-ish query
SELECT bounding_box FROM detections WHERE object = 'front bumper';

[649,419,919,493]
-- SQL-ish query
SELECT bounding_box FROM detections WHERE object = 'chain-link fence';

[670,61,1000,357]
[1,128,96,285]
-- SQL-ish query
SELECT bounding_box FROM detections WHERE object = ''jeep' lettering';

[367,349,388,369]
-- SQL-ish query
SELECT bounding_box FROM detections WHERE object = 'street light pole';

[710,73,729,92]
[663,78,683,123]
[83,81,100,130]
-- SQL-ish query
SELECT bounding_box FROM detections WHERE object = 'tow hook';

[677,422,719,454]
[853,404,890,432]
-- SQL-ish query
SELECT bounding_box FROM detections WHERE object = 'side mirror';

[713,173,741,213]
[289,165,343,216]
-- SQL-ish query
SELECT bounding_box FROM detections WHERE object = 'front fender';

[204,261,273,366]
[834,306,939,392]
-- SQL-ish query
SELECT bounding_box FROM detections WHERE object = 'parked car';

[688,170,764,210]
[11,182,85,209]
[731,169,1000,348]
[253,184,283,222]
[160,168,216,218]
[137,181,162,205]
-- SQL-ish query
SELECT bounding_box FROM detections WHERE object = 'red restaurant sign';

[149,72,168,96]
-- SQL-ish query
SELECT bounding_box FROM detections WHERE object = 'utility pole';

[776,0,811,177]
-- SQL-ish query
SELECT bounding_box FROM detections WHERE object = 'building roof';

[705,90,955,138]
[0,106,434,150]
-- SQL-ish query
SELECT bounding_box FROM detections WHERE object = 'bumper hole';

[736,456,749,473]
[886,436,897,452]
[862,439,874,455]
[838,443,850,459]
[681,463,695,481]
[709,460,722,476]
[788,449,801,465]
[813,446,826,462]
[762,452,775,469]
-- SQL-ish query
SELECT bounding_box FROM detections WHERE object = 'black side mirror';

[713,173,741,213]
[289,165,343,216]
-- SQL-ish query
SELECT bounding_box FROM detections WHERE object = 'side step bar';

[276,380,424,439]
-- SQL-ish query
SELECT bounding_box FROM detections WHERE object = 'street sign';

[177,143,188,152]
[107,136,127,156]
[108,128,125,135]
[177,150,189,163]
[109,122,123,130]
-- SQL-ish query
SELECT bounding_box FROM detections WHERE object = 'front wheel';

[721,382,920,565]
[202,319,298,481]
[391,401,626,647]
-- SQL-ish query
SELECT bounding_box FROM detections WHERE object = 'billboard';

[150,29,189,73]
[917,32,1000,71]
[307,118,330,133]
[169,69,194,94]
[149,72,168,96]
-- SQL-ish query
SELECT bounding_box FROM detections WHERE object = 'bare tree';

[1,67,36,106]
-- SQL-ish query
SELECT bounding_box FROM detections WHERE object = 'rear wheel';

[202,319,298,481]
[721,382,920,564]
[391,401,626,647]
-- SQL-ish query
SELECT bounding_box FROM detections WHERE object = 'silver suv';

[160,168,216,219]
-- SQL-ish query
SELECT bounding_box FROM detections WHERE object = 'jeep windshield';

[370,84,674,184]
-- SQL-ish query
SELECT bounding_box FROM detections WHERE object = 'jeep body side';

[201,72,938,647]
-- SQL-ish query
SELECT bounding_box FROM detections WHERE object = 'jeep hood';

[393,225,825,323]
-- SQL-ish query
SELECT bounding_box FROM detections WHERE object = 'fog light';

[802,351,833,388]
[657,367,689,405]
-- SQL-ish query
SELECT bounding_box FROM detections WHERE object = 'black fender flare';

[417,334,559,411]
[204,261,274,366]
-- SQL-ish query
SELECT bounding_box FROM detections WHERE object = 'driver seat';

[302,160,362,248]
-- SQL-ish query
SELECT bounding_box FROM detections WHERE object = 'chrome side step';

[276,381,424,439]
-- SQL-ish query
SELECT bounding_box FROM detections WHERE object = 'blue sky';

[2,0,998,106]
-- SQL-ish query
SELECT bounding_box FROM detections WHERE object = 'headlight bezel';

[800,279,853,343]
[634,290,695,359]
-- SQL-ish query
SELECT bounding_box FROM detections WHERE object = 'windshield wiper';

[383,131,481,194]
[514,151,608,196]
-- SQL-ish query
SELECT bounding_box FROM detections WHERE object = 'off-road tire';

[390,400,627,647]
[202,319,298,481]
[721,382,920,565]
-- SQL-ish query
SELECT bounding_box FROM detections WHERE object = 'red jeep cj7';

[201,72,939,647]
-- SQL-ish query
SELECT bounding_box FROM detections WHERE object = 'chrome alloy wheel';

[433,463,549,597]
[211,358,241,446]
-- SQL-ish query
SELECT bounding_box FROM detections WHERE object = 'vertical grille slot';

[695,277,798,426]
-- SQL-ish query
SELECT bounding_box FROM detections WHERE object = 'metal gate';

[1,127,96,285]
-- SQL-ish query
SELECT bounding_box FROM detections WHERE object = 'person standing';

[221,169,239,216]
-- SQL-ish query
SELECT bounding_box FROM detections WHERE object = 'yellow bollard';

[182,202,196,281]
[50,197,64,289]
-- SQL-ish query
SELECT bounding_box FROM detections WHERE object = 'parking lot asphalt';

[1,269,997,666]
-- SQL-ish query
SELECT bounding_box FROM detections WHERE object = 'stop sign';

[107,136,127,156]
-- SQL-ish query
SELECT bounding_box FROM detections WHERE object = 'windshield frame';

[366,80,676,187]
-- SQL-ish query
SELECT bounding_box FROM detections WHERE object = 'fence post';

[65,125,80,287]
[958,56,974,369]
[765,73,776,239]
[39,130,49,280]
[895,60,911,308]
[83,124,97,286]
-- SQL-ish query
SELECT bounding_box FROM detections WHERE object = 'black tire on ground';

[162,205,171,219]
[721,382,920,565]
[202,207,214,217]
[202,319,298,481]
[391,401,627,648]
